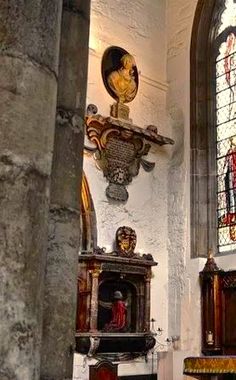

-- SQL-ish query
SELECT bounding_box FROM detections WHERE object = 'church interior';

[1,1,236,380]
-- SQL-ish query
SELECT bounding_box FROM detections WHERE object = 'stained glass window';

[216,2,236,252]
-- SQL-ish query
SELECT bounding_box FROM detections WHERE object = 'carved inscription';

[106,138,135,164]
[105,138,136,201]
[102,262,147,275]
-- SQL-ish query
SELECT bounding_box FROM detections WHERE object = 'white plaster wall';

[165,1,204,379]
[166,0,197,340]
[85,0,171,339]
[87,0,168,128]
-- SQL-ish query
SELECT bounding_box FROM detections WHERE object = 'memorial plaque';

[106,137,135,165]
[104,137,136,201]
[85,113,159,202]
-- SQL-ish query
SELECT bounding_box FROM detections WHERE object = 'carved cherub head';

[116,226,137,257]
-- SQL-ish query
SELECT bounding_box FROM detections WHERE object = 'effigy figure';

[107,53,137,104]
[101,291,127,332]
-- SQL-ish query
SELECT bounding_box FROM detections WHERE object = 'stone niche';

[75,226,157,360]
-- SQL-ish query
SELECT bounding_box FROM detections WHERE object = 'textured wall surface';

[87,0,168,127]
[166,1,203,377]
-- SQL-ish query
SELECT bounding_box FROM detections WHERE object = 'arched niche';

[98,279,138,333]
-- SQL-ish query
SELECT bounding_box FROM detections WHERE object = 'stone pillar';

[144,275,151,331]
[0,2,63,380]
[89,269,102,331]
[40,1,91,379]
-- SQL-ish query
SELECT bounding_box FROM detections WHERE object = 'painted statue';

[100,291,127,332]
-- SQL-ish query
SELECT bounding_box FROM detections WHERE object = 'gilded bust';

[107,53,137,103]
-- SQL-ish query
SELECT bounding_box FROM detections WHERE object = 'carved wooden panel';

[222,271,236,355]
[89,360,118,380]
[200,267,236,355]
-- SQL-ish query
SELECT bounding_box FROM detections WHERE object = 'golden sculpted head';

[107,53,138,104]
[120,54,136,70]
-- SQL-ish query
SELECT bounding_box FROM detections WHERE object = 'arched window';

[191,0,236,256]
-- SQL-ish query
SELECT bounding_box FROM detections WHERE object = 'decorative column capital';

[89,268,102,278]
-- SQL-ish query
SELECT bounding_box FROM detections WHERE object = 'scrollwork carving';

[89,268,102,278]
[85,114,157,202]
[87,336,100,357]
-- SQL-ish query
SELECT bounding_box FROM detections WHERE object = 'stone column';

[89,269,102,331]
[144,275,151,331]
[40,1,91,379]
[0,2,63,380]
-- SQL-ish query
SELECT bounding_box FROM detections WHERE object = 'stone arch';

[190,0,227,257]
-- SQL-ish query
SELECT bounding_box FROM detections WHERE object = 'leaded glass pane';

[216,31,236,253]
[217,0,236,36]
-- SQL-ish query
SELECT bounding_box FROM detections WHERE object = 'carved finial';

[207,248,213,259]
[202,248,219,272]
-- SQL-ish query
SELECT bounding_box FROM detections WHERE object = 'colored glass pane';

[217,0,236,36]
[216,30,236,253]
